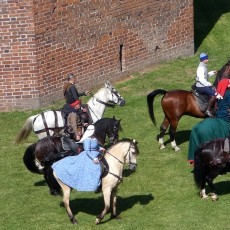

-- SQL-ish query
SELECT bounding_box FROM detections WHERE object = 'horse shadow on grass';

[205,181,230,196]
[58,193,154,222]
[158,130,191,146]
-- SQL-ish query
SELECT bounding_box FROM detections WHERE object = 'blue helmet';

[199,53,208,61]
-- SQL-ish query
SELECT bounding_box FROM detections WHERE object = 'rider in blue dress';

[52,125,102,191]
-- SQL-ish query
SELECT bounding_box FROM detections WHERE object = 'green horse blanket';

[188,118,230,161]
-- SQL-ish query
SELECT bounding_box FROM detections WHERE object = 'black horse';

[194,136,230,201]
[23,117,122,195]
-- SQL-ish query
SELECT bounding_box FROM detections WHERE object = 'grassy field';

[2,1,230,229]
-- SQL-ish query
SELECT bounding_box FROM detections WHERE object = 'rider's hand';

[93,158,99,164]
[216,93,223,100]
[85,91,90,96]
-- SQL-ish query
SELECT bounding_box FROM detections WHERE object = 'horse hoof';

[200,191,208,199]
[201,195,209,199]
[160,145,165,150]
[174,147,180,152]
[211,193,218,201]
[95,218,101,225]
[115,216,122,221]
[72,219,78,224]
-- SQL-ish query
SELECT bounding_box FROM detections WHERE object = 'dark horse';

[147,60,230,151]
[23,117,122,195]
[194,137,230,201]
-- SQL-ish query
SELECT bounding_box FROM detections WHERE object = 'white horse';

[15,81,125,144]
[53,139,139,224]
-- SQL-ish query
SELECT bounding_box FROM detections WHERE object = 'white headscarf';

[78,125,95,143]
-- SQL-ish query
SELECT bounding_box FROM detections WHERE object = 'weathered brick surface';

[0,0,194,111]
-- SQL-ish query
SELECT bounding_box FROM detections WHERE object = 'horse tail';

[147,89,167,125]
[193,146,206,188]
[23,143,43,174]
[15,115,37,144]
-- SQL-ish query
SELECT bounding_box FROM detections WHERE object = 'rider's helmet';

[200,53,208,62]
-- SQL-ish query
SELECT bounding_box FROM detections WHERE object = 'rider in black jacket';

[63,73,90,104]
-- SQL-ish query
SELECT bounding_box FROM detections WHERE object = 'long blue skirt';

[52,152,101,191]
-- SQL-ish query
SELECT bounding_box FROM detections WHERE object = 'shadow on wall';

[194,0,230,51]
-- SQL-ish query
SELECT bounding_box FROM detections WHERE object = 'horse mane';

[213,60,230,87]
[107,137,139,154]
[94,117,122,132]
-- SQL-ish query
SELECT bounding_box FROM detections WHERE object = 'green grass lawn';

[2,1,230,229]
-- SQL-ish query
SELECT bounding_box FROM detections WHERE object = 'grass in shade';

[2,1,230,229]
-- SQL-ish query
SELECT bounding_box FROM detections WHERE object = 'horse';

[23,117,122,195]
[194,136,230,201]
[15,81,125,144]
[147,60,230,151]
[52,138,139,224]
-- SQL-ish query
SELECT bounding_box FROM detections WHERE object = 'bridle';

[88,86,125,121]
[106,122,119,144]
[103,142,137,181]
[92,87,124,107]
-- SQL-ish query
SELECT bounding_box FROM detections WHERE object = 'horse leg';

[95,187,111,224]
[158,118,169,150]
[110,188,121,220]
[43,166,61,196]
[168,120,180,151]
[199,177,208,199]
[206,169,220,201]
[53,172,78,224]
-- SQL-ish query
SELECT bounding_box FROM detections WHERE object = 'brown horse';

[147,61,230,151]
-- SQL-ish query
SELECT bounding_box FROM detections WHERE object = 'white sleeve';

[197,67,212,86]
[208,71,215,77]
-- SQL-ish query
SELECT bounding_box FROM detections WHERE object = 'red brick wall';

[0,0,194,111]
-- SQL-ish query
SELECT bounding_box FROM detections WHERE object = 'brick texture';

[0,0,194,111]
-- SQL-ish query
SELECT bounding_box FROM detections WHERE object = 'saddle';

[42,135,83,165]
[98,154,109,178]
[191,84,210,112]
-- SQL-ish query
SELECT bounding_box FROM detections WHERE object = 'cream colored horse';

[53,139,139,224]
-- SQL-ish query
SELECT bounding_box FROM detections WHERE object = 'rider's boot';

[205,96,216,117]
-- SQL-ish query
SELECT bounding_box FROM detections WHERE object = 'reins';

[99,142,135,182]
[87,86,123,122]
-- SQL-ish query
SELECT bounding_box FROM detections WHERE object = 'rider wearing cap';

[63,73,90,104]
[195,53,219,117]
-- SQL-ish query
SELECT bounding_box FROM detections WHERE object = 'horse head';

[214,60,230,87]
[124,138,139,171]
[107,117,122,144]
[105,81,125,106]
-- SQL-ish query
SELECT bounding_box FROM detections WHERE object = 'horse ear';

[113,115,115,119]
[105,81,111,89]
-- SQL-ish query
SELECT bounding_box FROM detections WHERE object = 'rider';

[52,125,104,192]
[63,73,92,135]
[195,53,220,117]
[63,73,90,104]
[61,100,89,141]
